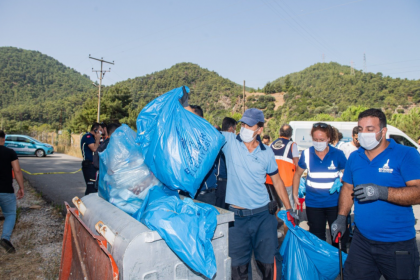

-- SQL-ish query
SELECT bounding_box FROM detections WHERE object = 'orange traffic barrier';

[59,202,119,280]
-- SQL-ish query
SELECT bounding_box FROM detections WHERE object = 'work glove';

[179,86,189,107]
[286,209,299,226]
[354,183,388,202]
[329,178,343,194]
[298,177,306,198]
[331,214,347,243]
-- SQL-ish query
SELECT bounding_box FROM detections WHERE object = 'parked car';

[289,121,419,153]
[4,134,54,157]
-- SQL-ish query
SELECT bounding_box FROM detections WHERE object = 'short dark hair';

[99,122,107,130]
[358,108,387,129]
[107,123,120,136]
[90,122,101,131]
[0,130,5,138]
[190,105,204,118]
[352,126,359,136]
[262,135,270,140]
[257,122,264,128]
[222,117,237,131]
[418,136,420,141]
[338,132,343,141]
[279,124,293,138]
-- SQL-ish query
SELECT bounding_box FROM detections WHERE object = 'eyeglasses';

[313,123,328,128]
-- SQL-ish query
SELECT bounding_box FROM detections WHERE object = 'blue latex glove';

[298,177,306,198]
[329,178,343,194]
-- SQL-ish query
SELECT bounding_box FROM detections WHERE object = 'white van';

[289,121,419,153]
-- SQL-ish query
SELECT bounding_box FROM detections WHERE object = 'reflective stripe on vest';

[274,141,294,164]
[304,149,339,189]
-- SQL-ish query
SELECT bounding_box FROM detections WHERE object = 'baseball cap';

[239,108,265,127]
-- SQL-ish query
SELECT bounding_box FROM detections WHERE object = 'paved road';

[18,153,85,207]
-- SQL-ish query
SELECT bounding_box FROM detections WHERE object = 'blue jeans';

[0,193,17,241]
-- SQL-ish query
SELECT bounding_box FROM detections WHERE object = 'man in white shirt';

[340,127,360,159]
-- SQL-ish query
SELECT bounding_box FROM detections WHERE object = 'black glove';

[179,86,189,107]
[286,209,299,226]
[331,214,347,243]
[354,183,388,202]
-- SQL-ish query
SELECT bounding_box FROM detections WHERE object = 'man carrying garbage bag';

[181,99,297,279]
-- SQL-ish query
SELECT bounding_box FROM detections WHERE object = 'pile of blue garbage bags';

[98,86,223,279]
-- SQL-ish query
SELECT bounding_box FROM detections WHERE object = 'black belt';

[198,188,217,196]
[217,177,227,182]
[229,204,269,217]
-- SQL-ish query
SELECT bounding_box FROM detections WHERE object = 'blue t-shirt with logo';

[298,146,347,208]
[222,132,278,210]
[343,139,420,242]
[80,132,96,161]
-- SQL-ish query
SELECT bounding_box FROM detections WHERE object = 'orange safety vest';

[266,138,296,186]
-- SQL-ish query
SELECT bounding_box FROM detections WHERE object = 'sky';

[1,0,419,88]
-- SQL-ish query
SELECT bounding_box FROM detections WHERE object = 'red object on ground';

[59,202,119,280]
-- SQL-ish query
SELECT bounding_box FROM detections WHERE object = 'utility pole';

[243,80,246,113]
[363,53,367,74]
[89,55,114,122]
[350,61,355,76]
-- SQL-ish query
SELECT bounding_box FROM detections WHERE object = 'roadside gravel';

[0,179,64,280]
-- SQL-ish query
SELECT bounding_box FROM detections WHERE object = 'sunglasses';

[313,123,328,128]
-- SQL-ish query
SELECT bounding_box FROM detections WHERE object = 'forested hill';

[0,47,94,130]
[68,63,246,131]
[264,62,420,121]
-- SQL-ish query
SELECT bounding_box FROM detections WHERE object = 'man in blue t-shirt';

[80,123,102,195]
[331,109,420,280]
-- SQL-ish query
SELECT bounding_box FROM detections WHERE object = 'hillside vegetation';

[0,47,94,131]
[1,48,419,141]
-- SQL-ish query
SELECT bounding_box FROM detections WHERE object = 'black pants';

[215,180,229,210]
[82,163,97,195]
[344,227,419,280]
[195,190,217,206]
[306,206,349,252]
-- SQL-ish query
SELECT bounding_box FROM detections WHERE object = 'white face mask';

[313,141,328,152]
[240,127,258,143]
[99,131,103,135]
[358,129,383,150]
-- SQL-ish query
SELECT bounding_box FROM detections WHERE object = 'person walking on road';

[292,123,349,251]
[0,130,24,253]
[81,123,102,195]
[331,109,420,280]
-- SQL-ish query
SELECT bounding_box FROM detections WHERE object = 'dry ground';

[0,180,65,280]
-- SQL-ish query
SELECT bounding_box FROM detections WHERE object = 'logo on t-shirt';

[272,139,285,150]
[87,135,91,138]
[379,159,393,173]
[328,161,336,170]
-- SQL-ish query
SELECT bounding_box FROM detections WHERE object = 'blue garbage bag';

[329,178,343,194]
[133,185,219,279]
[278,211,347,280]
[136,86,225,197]
[299,177,306,198]
[98,124,162,215]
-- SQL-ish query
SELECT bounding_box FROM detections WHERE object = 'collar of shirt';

[357,138,395,162]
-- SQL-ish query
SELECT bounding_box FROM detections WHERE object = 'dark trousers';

[215,179,229,210]
[306,206,349,252]
[344,227,419,280]
[82,163,97,195]
[195,189,217,206]
[229,207,281,280]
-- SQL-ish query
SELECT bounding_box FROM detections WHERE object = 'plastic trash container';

[77,194,234,280]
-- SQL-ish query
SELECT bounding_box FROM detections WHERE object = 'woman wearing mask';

[292,122,349,251]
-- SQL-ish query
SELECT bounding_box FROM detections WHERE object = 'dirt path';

[0,180,64,280]
[245,91,285,110]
